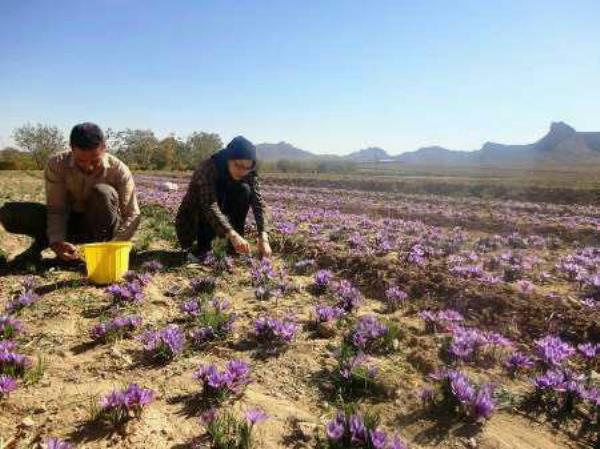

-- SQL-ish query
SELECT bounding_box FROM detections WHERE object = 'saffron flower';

[0,315,24,340]
[138,325,185,362]
[194,359,252,400]
[90,315,143,342]
[254,316,299,346]
[0,374,17,397]
[98,383,155,425]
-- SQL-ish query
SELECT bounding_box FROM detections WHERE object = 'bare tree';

[13,123,67,169]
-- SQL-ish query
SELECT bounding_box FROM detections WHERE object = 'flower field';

[1,170,600,449]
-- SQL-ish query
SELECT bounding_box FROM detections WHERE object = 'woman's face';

[228,159,253,180]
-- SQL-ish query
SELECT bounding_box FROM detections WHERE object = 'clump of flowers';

[138,325,185,363]
[189,298,237,347]
[190,276,218,295]
[348,315,400,354]
[250,258,292,301]
[333,280,363,313]
[105,281,145,303]
[0,374,18,398]
[419,309,464,333]
[254,315,299,348]
[535,335,576,367]
[44,437,74,449]
[5,291,41,315]
[194,359,252,402]
[333,343,378,396]
[196,407,268,449]
[313,270,334,295]
[422,369,496,423]
[504,352,535,377]
[531,368,588,416]
[123,270,153,287]
[0,341,32,378]
[320,409,408,449]
[97,383,155,425]
[90,315,143,342]
[313,305,345,337]
[141,260,164,273]
[293,259,316,275]
[0,315,24,340]
[447,327,513,365]
[384,286,408,312]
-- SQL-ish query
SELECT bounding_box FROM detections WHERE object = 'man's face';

[227,159,253,181]
[72,143,106,174]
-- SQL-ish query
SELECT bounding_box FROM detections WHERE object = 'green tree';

[111,129,159,169]
[185,132,222,168]
[13,123,67,169]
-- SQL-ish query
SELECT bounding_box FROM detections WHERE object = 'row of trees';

[1,123,357,174]
[1,124,222,170]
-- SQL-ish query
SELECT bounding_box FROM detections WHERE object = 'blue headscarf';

[211,136,257,204]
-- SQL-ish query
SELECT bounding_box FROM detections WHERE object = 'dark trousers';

[196,181,251,253]
[0,183,120,255]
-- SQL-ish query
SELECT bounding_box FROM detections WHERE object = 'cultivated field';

[1,168,600,449]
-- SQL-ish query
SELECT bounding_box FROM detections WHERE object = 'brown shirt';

[45,151,140,244]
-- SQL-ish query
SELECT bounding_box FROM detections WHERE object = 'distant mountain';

[255,142,315,161]
[394,122,600,166]
[255,122,600,166]
[346,147,391,162]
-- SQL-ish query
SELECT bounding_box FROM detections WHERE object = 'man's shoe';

[9,249,42,270]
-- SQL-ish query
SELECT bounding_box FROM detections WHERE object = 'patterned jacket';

[175,157,268,249]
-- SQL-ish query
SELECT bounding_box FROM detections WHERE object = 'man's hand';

[227,230,251,255]
[258,234,272,259]
[50,241,80,261]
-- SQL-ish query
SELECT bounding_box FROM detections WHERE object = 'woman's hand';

[227,230,251,254]
[258,233,272,259]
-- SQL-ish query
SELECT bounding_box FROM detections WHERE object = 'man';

[0,122,140,266]
[176,136,272,259]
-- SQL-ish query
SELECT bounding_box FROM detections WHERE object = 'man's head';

[69,122,106,174]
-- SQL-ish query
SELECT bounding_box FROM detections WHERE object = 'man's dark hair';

[70,122,105,150]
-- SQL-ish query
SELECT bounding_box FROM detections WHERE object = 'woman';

[175,136,272,259]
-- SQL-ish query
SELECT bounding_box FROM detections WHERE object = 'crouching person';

[0,122,140,266]
[175,136,272,259]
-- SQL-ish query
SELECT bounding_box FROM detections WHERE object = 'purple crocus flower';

[245,408,268,425]
[314,305,344,323]
[141,260,163,273]
[0,315,24,339]
[44,438,74,449]
[5,291,41,314]
[90,315,142,341]
[350,315,389,352]
[0,374,17,396]
[190,276,217,294]
[577,342,599,359]
[313,269,334,292]
[138,325,185,361]
[333,280,363,313]
[504,352,535,374]
[254,316,299,345]
[348,414,366,443]
[385,286,408,310]
[471,385,496,421]
[369,429,388,448]
[535,335,575,367]
[325,414,345,441]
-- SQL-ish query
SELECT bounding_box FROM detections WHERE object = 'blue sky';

[1,0,599,155]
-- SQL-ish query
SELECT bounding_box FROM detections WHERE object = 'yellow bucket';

[82,241,133,285]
